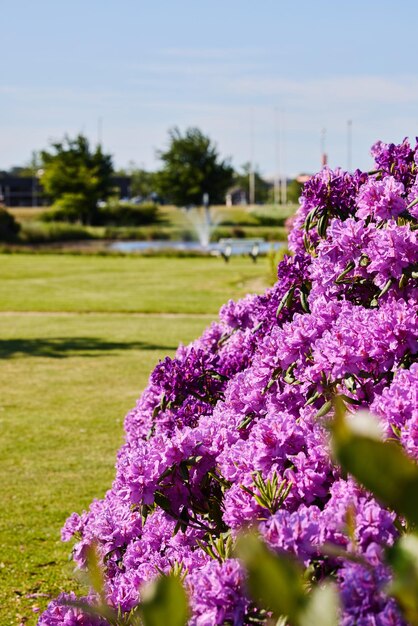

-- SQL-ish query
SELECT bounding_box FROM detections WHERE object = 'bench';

[216,238,264,263]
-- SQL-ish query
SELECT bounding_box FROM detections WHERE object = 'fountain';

[182,204,219,248]
[108,194,284,256]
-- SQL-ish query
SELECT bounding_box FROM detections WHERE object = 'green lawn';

[0,255,266,313]
[0,254,268,624]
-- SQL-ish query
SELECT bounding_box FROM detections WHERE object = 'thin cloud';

[159,46,263,60]
[231,74,418,106]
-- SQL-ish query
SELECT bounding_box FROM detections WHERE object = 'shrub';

[250,205,297,227]
[20,221,95,243]
[103,226,172,241]
[213,225,287,241]
[0,208,20,241]
[95,201,159,226]
[252,213,286,226]
[219,211,259,226]
[42,200,159,227]
[39,137,418,625]
[41,193,92,223]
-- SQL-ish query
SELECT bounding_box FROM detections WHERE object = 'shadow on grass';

[0,337,177,359]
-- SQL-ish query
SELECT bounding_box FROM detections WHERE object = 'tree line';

[5,127,302,225]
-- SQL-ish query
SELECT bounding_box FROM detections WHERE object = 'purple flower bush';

[39,138,418,626]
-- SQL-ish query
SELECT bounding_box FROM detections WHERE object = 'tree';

[129,167,158,200]
[156,127,234,206]
[0,208,20,241]
[286,178,304,204]
[40,134,114,224]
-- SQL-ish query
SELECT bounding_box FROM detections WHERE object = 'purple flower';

[339,563,405,626]
[37,593,108,626]
[39,137,418,626]
[356,176,406,221]
[371,363,418,456]
[187,559,248,626]
[261,505,321,564]
[371,137,416,187]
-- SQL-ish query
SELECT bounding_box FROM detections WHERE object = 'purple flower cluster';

[39,138,418,626]
[37,593,108,626]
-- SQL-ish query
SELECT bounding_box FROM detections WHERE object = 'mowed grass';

[0,254,266,313]
[0,254,268,624]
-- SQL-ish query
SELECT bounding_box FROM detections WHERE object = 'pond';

[109,240,285,255]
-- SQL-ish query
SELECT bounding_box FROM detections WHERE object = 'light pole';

[274,107,280,206]
[249,108,255,205]
[280,109,287,205]
[347,120,352,172]
[98,116,103,147]
[320,127,327,167]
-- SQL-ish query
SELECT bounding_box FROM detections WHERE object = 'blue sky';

[2,1,418,177]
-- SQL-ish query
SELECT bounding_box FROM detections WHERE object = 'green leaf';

[299,583,339,626]
[139,574,189,626]
[85,543,106,603]
[154,490,172,514]
[299,286,310,313]
[235,532,307,622]
[305,390,321,406]
[399,272,409,289]
[65,544,119,622]
[407,196,418,210]
[339,393,361,406]
[359,254,370,267]
[331,402,418,526]
[335,260,355,284]
[262,367,282,395]
[303,206,319,232]
[303,232,316,255]
[378,277,393,298]
[387,534,418,625]
[64,599,118,623]
[179,461,189,482]
[276,286,295,318]
[283,362,298,385]
[317,212,329,238]
[238,413,256,431]
[314,399,332,419]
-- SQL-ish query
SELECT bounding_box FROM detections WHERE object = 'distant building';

[295,174,312,184]
[0,174,44,207]
[111,176,131,200]
[226,187,248,206]
[0,173,132,207]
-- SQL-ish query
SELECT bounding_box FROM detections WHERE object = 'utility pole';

[98,116,103,147]
[274,107,280,205]
[249,108,255,205]
[321,127,327,167]
[347,119,352,172]
[280,109,287,205]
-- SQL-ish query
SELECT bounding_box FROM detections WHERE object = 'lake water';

[109,240,285,254]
